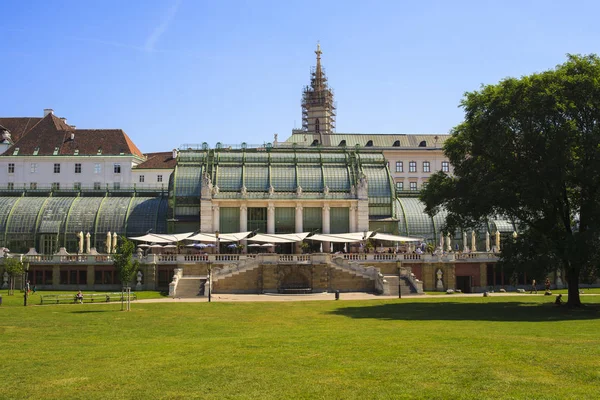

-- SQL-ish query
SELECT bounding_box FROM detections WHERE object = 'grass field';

[1,291,599,400]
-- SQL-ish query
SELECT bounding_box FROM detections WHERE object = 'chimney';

[60,117,68,125]
[172,149,178,159]
[44,108,54,117]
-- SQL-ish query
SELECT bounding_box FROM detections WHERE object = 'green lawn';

[1,292,599,399]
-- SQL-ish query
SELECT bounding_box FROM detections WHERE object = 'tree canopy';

[421,54,600,306]
[113,237,139,288]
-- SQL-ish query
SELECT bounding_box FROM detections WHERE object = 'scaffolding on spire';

[301,44,336,137]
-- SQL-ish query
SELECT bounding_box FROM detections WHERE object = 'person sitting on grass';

[554,294,563,306]
[76,290,83,304]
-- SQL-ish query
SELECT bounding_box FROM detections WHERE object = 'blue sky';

[2,0,600,153]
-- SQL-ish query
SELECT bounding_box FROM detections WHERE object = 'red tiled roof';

[136,152,177,169]
[2,113,144,157]
[0,117,43,142]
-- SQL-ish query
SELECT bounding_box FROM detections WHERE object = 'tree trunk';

[566,265,582,307]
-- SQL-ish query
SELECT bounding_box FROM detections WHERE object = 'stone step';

[176,278,205,298]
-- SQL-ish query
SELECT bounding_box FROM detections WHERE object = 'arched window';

[315,118,320,134]
[339,140,346,147]
[366,140,373,147]
[393,140,401,147]
[419,140,427,147]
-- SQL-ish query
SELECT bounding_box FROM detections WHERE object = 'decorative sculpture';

[136,270,143,289]
[436,268,444,291]
[485,231,490,252]
[462,231,468,252]
[471,230,477,252]
[112,232,118,254]
[495,231,501,252]
[445,233,452,252]
[106,231,112,254]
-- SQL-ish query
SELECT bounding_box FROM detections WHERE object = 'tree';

[421,54,600,307]
[113,237,139,289]
[3,257,24,295]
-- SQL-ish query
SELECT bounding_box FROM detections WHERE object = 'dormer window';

[311,139,319,146]
[12,147,19,156]
[419,140,427,147]
[53,147,59,155]
[339,140,346,147]
[97,148,102,155]
[74,149,79,155]
[33,147,39,156]
[393,140,400,147]
[366,140,373,147]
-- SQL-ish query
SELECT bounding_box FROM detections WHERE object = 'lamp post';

[207,261,212,303]
[23,261,30,307]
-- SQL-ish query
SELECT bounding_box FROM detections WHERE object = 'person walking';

[530,279,537,294]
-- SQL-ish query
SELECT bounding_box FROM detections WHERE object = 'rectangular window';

[139,175,145,183]
[409,161,417,173]
[157,175,163,182]
[94,182,101,190]
[75,163,81,173]
[52,182,60,190]
[423,161,430,173]
[395,182,403,191]
[74,182,81,190]
[410,182,417,191]
[113,163,121,174]
[54,163,60,173]
[395,161,403,172]
[31,163,38,173]
[94,163,101,174]
[7,182,14,190]
[30,182,37,190]
[113,182,120,190]
[422,182,428,189]
[8,163,14,174]
[442,161,450,172]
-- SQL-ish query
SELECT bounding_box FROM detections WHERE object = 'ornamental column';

[267,203,275,234]
[349,204,357,233]
[322,204,330,253]
[240,205,248,253]
[295,204,303,254]
[212,205,220,233]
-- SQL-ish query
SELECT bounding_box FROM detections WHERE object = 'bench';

[40,292,138,305]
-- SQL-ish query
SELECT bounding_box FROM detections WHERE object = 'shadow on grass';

[329,302,600,322]
[70,310,118,314]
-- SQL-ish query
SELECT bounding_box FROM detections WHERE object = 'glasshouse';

[1,147,548,295]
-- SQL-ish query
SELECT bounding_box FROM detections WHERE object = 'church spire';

[313,43,324,90]
[301,43,336,140]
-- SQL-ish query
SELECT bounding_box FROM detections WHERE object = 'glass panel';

[244,166,269,192]
[220,207,240,233]
[216,165,242,192]
[275,207,295,233]
[65,197,104,236]
[330,207,349,234]
[247,207,267,233]
[297,165,323,192]
[302,207,322,233]
[396,197,434,240]
[95,197,131,249]
[174,165,203,197]
[323,165,350,192]
[126,197,163,236]
[38,197,76,234]
[271,165,296,192]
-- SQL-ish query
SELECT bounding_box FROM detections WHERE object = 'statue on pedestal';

[436,268,444,291]
[136,270,143,290]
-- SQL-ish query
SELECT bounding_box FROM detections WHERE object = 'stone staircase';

[212,257,260,283]
[174,277,205,298]
[331,257,384,293]
[384,275,417,296]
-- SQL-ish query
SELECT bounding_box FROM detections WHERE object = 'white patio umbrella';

[106,231,112,254]
[112,232,118,254]
[137,244,149,248]
[85,232,91,253]
[261,243,274,247]
[164,244,177,248]
[495,231,501,252]
[78,231,84,254]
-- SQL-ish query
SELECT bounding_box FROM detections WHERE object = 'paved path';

[135,291,594,303]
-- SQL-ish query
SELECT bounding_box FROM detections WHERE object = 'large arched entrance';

[279,268,311,294]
